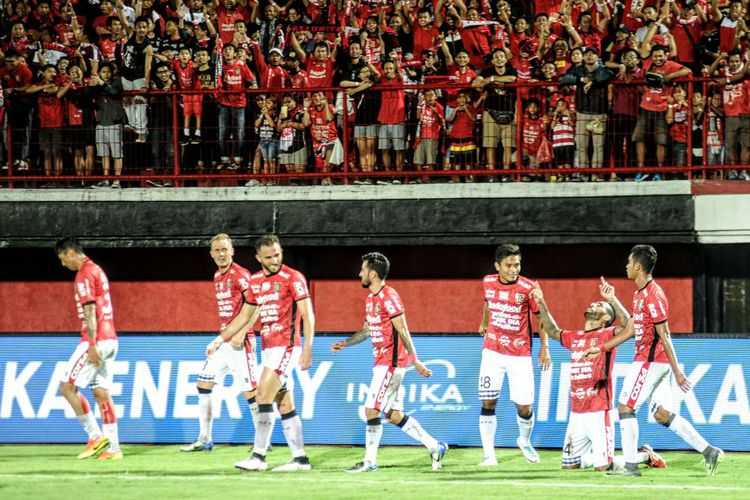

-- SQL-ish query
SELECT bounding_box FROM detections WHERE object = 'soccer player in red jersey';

[55,238,122,461]
[532,280,665,472]
[586,245,723,476]
[477,244,551,466]
[212,234,315,472]
[331,253,448,473]
[181,234,259,452]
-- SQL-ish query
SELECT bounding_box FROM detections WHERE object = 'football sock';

[669,415,709,453]
[253,404,276,456]
[280,410,306,458]
[77,394,102,439]
[198,387,212,443]
[619,415,639,465]
[247,396,260,435]
[195,129,201,137]
[479,408,497,459]
[364,417,383,464]
[183,128,189,136]
[99,400,120,452]
[398,416,438,452]
[517,412,534,443]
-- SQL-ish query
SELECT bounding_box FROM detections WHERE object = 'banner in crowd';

[1,335,747,451]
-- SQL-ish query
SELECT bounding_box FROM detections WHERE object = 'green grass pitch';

[0,445,746,500]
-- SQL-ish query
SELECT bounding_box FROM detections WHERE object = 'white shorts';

[198,336,258,392]
[62,340,118,391]
[477,349,535,405]
[561,410,614,469]
[261,345,301,384]
[618,361,674,413]
[364,365,406,414]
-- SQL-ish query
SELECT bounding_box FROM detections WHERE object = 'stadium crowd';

[2,0,750,186]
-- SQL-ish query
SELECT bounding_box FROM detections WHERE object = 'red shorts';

[182,95,203,117]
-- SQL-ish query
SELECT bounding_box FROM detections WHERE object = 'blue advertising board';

[0,335,748,451]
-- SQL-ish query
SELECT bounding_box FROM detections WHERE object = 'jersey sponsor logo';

[628,365,649,403]
[486,290,495,299]
[487,301,522,314]
[384,300,397,315]
[513,338,526,348]
[648,303,658,319]
[293,282,305,297]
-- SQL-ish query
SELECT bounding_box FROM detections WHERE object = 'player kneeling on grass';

[532,280,665,473]
[56,237,122,461]
[331,252,448,473]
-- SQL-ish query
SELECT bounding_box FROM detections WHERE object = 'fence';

[1,334,748,450]
[0,78,744,187]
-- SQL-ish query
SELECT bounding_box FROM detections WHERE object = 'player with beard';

[332,252,448,472]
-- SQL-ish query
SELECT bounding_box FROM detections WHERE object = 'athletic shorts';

[259,140,279,161]
[354,124,378,139]
[198,336,257,392]
[364,365,406,413]
[378,124,406,150]
[561,409,614,469]
[96,124,123,159]
[632,110,668,145]
[182,94,203,116]
[618,361,674,413]
[413,139,438,165]
[39,128,63,154]
[279,146,307,166]
[62,339,118,391]
[477,348,534,405]
[262,345,301,384]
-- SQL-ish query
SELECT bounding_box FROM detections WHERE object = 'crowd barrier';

[1,79,745,187]
[1,334,748,451]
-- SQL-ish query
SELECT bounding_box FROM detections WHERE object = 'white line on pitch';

[0,474,744,492]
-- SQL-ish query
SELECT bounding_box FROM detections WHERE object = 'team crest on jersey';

[274,282,282,293]
[515,293,525,304]
[590,338,599,347]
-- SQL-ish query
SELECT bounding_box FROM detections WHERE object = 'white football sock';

[612,455,626,471]
[198,392,213,443]
[364,419,383,464]
[479,414,497,459]
[517,413,534,443]
[248,398,260,434]
[619,417,639,464]
[281,412,306,458]
[400,416,438,452]
[78,412,102,440]
[253,405,276,456]
[103,423,120,452]
[669,415,709,453]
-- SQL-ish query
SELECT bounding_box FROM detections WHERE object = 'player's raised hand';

[675,369,693,392]
[414,359,432,378]
[299,346,313,370]
[331,340,347,352]
[599,276,615,301]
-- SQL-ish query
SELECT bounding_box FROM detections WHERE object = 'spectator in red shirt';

[2,51,34,171]
[606,48,643,170]
[666,84,690,167]
[377,60,406,182]
[404,2,444,59]
[413,89,445,176]
[173,47,202,143]
[216,0,246,44]
[632,45,691,180]
[64,64,96,180]
[216,43,257,168]
[308,91,343,184]
[446,89,480,177]
[27,65,66,182]
[290,33,339,90]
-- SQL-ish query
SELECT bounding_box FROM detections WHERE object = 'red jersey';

[173,59,198,90]
[482,275,539,357]
[38,93,64,128]
[670,102,689,143]
[217,60,255,108]
[418,102,443,139]
[522,116,544,154]
[641,60,685,112]
[366,285,410,368]
[413,22,439,57]
[445,65,477,107]
[306,58,334,89]
[723,67,746,116]
[560,327,617,413]
[632,280,669,363]
[245,264,310,349]
[377,77,405,124]
[74,258,117,343]
[449,105,476,139]
[217,6,246,44]
[214,262,251,330]
[309,104,338,143]
[720,17,738,53]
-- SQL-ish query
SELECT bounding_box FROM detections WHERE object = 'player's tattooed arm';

[529,286,561,341]
[393,314,432,378]
[599,277,630,325]
[297,297,315,370]
[655,321,692,392]
[83,303,102,366]
[331,323,369,352]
